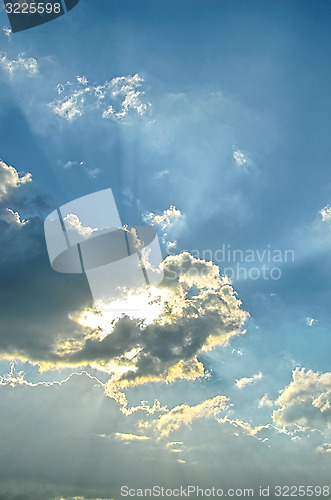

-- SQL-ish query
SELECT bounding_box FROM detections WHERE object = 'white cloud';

[258,394,274,408]
[233,147,252,169]
[51,93,86,121]
[2,27,12,40]
[320,205,331,222]
[272,368,331,434]
[0,208,28,227]
[151,395,229,437]
[50,74,150,122]
[63,213,98,238]
[111,432,149,441]
[144,205,184,251]
[102,74,149,119]
[236,372,263,388]
[144,205,182,231]
[0,52,38,75]
[0,160,32,201]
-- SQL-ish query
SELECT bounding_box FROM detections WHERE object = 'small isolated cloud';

[111,432,149,442]
[145,206,182,231]
[236,372,263,389]
[50,74,150,122]
[63,213,98,238]
[0,208,28,227]
[86,167,101,179]
[155,169,169,180]
[320,205,331,222]
[2,27,12,40]
[258,394,274,408]
[272,368,331,433]
[151,395,229,438]
[0,160,32,201]
[0,52,38,75]
[144,205,184,251]
[306,317,317,327]
[62,160,85,169]
[232,147,252,169]
[60,160,100,179]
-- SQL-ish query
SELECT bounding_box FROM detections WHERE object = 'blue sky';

[0,1,331,499]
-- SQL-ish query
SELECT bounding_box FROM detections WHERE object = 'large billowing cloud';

[0,160,246,390]
[0,176,247,388]
[58,252,248,389]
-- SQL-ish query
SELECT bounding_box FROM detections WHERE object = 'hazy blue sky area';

[0,1,330,499]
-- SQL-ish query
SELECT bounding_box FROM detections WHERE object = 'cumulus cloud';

[63,213,98,238]
[0,160,32,201]
[236,372,263,389]
[50,74,150,122]
[0,207,28,227]
[144,205,183,231]
[61,252,248,388]
[0,212,247,391]
[272,368,331,434]
[0,52,38,75]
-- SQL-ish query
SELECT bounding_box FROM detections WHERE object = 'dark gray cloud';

[0,213,92,363]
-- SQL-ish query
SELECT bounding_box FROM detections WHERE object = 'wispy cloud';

[111,432,150,441]
[236,372,263,388]
[0,52,38,75]
[232,146,252,170]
